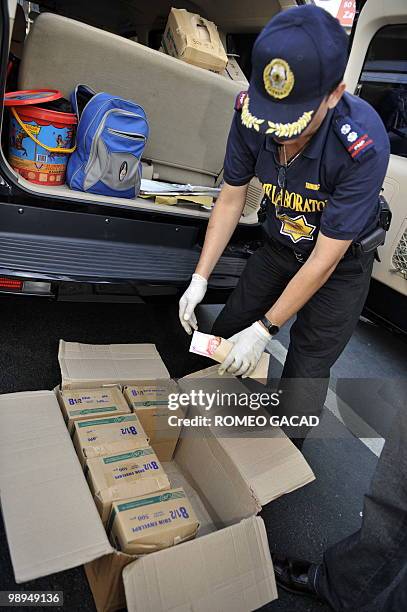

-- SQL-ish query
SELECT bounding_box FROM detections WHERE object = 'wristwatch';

[259,316,280,336]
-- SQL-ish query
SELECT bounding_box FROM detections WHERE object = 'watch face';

[260,317,279,335]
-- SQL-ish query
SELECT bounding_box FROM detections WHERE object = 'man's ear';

[327,81,346,109]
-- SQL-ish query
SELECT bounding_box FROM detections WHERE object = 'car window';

[356,24,407,157]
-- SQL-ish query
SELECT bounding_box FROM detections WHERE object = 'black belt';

[263,235,313,263]
[264,235,356,264]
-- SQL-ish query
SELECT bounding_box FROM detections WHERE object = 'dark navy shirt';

[224,92,390,254]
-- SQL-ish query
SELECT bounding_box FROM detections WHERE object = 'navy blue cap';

[242,5,348,140]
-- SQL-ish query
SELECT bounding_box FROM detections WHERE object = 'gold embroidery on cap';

[263,59,294,100]
[241,96,314,138]
[266,110,314,138]
[241,95,265,132]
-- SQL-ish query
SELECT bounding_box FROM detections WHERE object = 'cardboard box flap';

[0,391,113,583]
[178,369,315,507]
[59,341,170,389]
[123,516,277,612]
[217,435,315,506]
[175,432,260,526]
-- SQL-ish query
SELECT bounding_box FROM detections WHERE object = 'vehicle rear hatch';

[0,5,263,291]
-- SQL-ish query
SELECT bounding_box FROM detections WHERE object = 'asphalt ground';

[0,295,406,612]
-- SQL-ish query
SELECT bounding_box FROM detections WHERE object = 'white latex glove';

[179,273,208,334]
[218,321,270,378]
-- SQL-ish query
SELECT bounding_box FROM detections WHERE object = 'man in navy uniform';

[179,5,389,430]
[178,6,407,609]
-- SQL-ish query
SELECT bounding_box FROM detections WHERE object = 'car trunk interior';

[1,0,291,224]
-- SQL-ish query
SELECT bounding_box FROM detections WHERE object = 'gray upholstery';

[19,13,242,186]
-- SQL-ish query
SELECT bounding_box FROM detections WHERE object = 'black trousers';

[211,239,375,438]
[316,408,407,611]
[212,241,407,610]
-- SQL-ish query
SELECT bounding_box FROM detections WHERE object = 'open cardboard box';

[58,341,181,462]
[0,347,315,612]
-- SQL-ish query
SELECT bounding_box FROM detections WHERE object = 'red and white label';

[336,0,356,27]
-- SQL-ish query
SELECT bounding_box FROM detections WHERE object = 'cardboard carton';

[73,414,149,467]
[223,55,248,86]
[162,8,228,73]
[124,380,183,462]
[86,461,217,612]
[58,341,170,389]
[86,447,170,524]
[108,488,199,555]
[0,373,315,612]
[58,341,180,459]
[57,386,130,433]
[87,378,316,612]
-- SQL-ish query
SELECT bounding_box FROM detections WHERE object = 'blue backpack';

[66,85,149,198]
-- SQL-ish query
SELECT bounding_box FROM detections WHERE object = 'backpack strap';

[70,84,97,120]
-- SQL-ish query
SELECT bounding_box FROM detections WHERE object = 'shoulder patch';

[334,116,375,161]
[234,90,248,112]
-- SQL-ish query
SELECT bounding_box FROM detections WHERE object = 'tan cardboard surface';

[73,414,149,467]
[0,391,113,583]
[85,552,131,612]
[178,368,315,509]
[146,438,179,463]
[109,487,199,555]
[0,370,312,610]
[218,434,315,505]
[87,447,170,524]
[162,461,216,538]
[223,56,248,86]
[123,516,277,612]
[58,386,130,433]
[175,431,260,526]
[162,8,227,73]
[59,341,170,389]
[186,363,234,379]
[85,460,217,612]
[124,381,182,461]
[214,338,270,381]
[124,380,177,422]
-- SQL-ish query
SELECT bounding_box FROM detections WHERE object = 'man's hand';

[179,274,208,334]
[218,321,270,377]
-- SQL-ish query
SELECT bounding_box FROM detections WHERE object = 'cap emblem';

[263,59,294,100]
